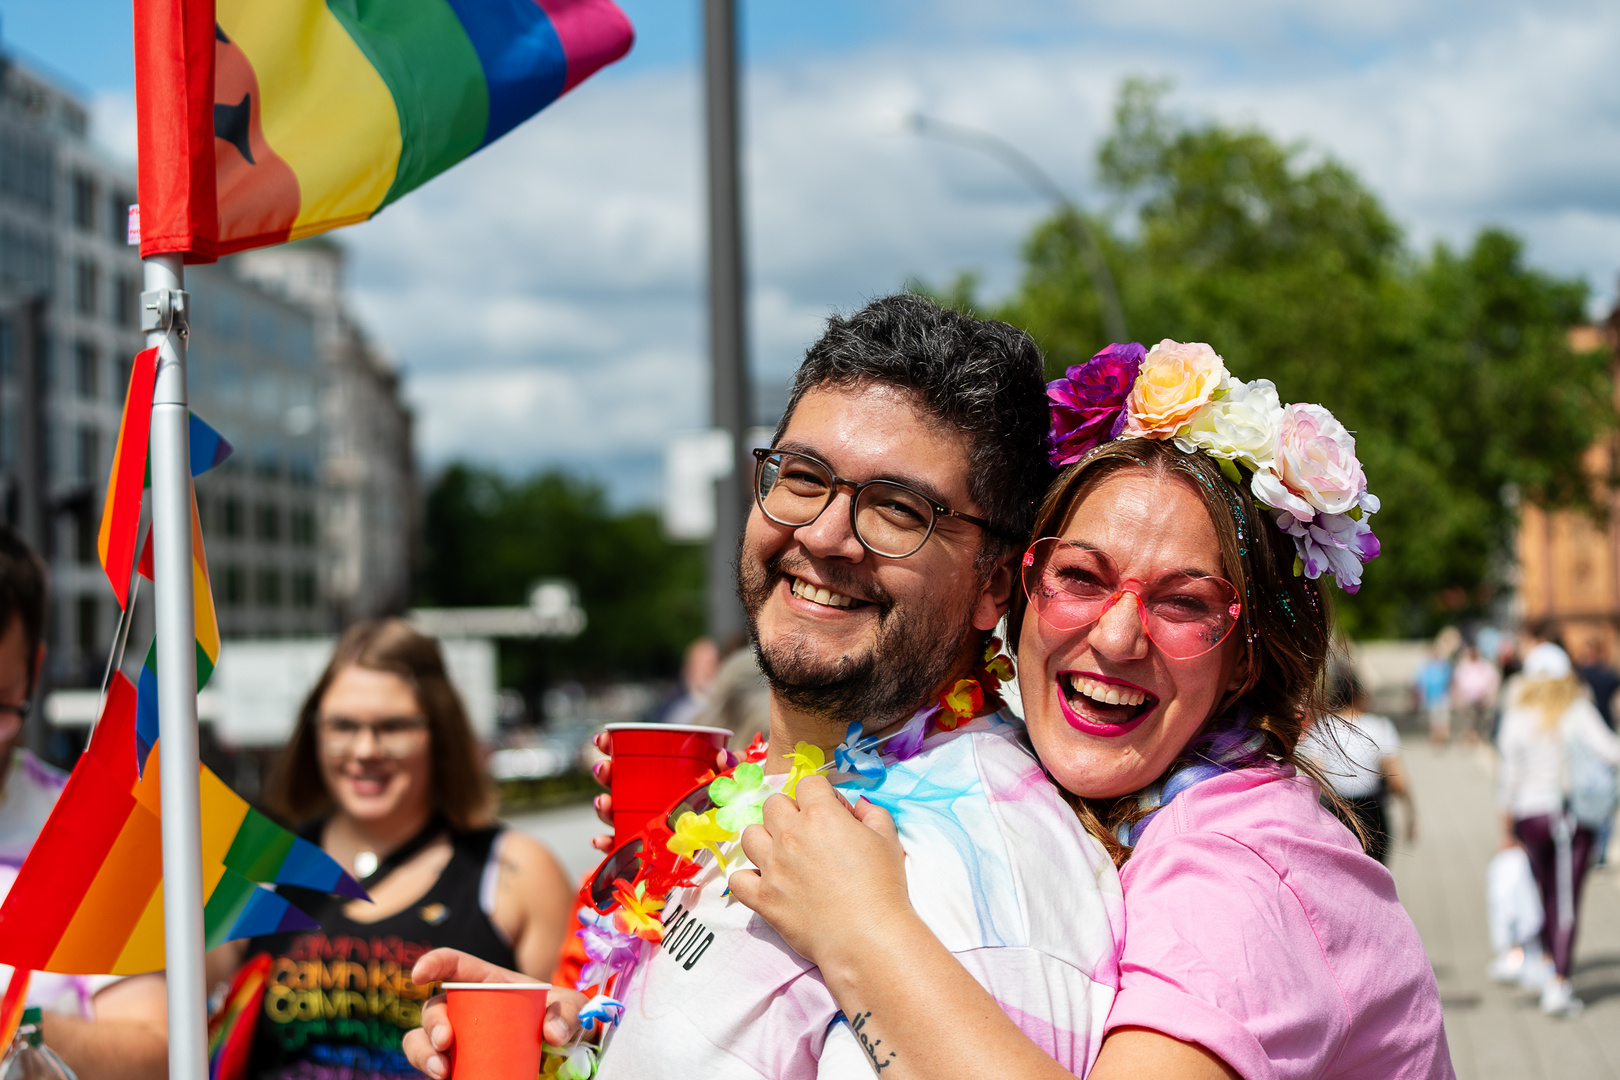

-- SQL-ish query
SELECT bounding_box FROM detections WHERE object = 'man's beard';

[737,545,978,728]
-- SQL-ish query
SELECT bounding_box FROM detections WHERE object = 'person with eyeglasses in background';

[404,295,1125,1080]
[0,525,170,1078]
[190,618,574,1080]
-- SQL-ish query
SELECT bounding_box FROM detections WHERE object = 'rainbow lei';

[1045,340,1380,592]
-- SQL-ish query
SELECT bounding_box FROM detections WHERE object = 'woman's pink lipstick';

[1055,670,1158,738]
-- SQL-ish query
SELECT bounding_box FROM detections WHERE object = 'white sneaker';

[1487,948,1524,984]
[1519,953,1555,991]
[1540,977,1584,1018]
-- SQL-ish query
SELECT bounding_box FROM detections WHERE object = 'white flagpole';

[142,251,210,1080]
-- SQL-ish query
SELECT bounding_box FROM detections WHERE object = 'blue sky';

[4,1,1617,507]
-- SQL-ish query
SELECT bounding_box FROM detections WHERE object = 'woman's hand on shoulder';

[492,831,576,980]
[728,775,912,971]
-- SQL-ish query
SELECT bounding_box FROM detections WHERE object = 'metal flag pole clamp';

[142,252,210,1080]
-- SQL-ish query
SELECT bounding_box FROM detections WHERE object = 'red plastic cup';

[442,982,550,1080]
[603,723,732,845]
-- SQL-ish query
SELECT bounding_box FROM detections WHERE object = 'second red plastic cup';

[603,723,732,845]
[442,982,550,1080]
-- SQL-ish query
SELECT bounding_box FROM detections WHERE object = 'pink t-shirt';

[1105,767,1453,1080]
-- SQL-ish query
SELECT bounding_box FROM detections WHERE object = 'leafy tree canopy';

[416,464,705,689]
[938,79,1613,637]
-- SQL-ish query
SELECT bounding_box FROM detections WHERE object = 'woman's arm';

[41,974,169,1080]
[732,777,1234,1080]
[490,831,575,980]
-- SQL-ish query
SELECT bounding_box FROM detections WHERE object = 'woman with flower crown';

[728,341,1454,1079]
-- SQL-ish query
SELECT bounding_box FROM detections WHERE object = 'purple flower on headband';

[1046,343,1146,466]
[1274,509,1381,593]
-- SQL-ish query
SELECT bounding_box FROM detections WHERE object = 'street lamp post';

[704,0,750,646]
[906,113,1128,344]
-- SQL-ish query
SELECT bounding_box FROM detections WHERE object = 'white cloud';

[75,2,1610,504]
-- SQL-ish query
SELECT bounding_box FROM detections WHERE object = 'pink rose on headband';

[1251,403,1367,520]
[1122,339,1228,438]
[1045,342,1146,466]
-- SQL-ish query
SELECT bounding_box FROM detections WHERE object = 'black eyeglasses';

[583,779,722,914]
[752,448,1000,559]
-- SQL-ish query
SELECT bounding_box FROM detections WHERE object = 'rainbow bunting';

[206,0,632,255]
[97,348,158,607]
[0,675,363,976]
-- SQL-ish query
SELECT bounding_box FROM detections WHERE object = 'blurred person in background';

[203,618,573,1079]
[690,641,771,750]
[1414,640,1454,747]
[1575,637,1619,732]
[0,525,167,1078]
[1497,642,1620,1017]
[1451,644,1501,748]
[1302,666,1416,865]
[643,637,721,726]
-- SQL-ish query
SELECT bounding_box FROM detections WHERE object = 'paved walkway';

[1390,742,1620,1079]
[509,746,1620,1077]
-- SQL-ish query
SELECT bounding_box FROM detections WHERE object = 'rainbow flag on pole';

[137,0,632,261]
[0,675,364,975]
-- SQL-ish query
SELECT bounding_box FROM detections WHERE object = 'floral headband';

[1045,340,1380,592]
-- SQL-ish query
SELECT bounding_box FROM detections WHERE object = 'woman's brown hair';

[1009,438,1343,864]
[263,618,497,831]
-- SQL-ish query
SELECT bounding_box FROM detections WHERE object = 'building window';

[256,568,282,607]
[74,258,99,317]
[109,190,134,246]
[114,273,140,329]
[77,595,99,663]
[222,565,246,606]
[72,172,96,233]
[292,570,317,608]
[222,496,244,539]
[75,507,96,566]
[290,507,317,546]
[114,354,130,397]
[75,425,100,483]
[255,503,281,542]
[75,342,98,399]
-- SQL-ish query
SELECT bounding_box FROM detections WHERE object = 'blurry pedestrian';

[643,637,720,726]
[1302,666,1416,864]
[692,641,771,751]
[1575,638,1620,865]
[202,618,574,1077]
[1575,637,1620,731]
[0,525,167,1078]
[1451,644,1501,747]
[1415,641,1455,746]
[1497,642,1620,1017]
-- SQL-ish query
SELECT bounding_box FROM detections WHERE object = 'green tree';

[972,80,1614,636]
[417,464,706,692]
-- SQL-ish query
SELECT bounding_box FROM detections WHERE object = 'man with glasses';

[0,525,169,1077]
[406,295,1122,1079]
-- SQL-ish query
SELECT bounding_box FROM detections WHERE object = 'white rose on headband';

[1250,403,1367,520]
[1122,339,1228,437]
[1174,377,1283,469]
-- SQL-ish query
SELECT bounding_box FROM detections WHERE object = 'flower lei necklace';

[542,639,1014,1077]
[1046,340,1381,592]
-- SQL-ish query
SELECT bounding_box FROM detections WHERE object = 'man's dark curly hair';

[773,294,1054,572]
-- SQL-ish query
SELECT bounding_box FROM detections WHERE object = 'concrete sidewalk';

[1389,742,1620,1078]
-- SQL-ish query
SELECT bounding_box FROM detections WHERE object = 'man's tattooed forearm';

[849,1011,896,1073]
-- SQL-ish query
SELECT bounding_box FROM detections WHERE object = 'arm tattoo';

[849,1011,896,1073]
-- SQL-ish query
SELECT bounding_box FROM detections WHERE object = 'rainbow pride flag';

[0,675,363,975]
[96,348,158,607]
[206,0,632,255]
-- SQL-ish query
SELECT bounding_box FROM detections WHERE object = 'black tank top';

[243,822,519,1080]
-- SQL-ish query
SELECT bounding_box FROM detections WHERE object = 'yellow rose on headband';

[1123,339,1229,438]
